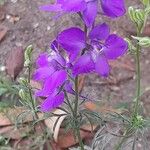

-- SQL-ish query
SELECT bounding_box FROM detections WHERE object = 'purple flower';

[34,51,73,112]
[101,0,126,18]
[57,27,86,62]
[57,23,128,77]
[40,0,126,27]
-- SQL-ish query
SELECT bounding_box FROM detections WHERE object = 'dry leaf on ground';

[5,47,24,80]
[56,128,94,149]
[0,126,29,140]
[44,109,67,142]
[84,101,124,114]
[0,6,5,21]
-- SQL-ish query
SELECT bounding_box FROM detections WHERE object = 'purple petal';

[39,4,62,12]
[51,40,59,52]
[36,53,49,67]
[89,23,110,40]
[49,53,66,67]
[62,0,87,12]
[103,34,128,59]
[82,0,98,27]
[69,51,81,63]
[33,67,55,81]
[101,0,126,18]
[36,70,67,96]
[73,53,95,75]
[58,28,86,51]
[64,80,75,94]
[95,54,110,77]
[40,92,64,112]
[58,27,86,61]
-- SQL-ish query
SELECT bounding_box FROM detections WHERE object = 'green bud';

[139,37,150,47]
[125,38,136,53]
[128,7,145,30]
[19,78,28,86]
[132,36,150,47]
[128,7,136,22]
[24,45,33,67]
[19,89,26,100]
[25,45,33,59]
[136,115,143,121]
[19,89,31,102]
[24,59,31,67]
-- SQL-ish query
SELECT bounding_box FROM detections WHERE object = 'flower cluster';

[34,51,74,112]
[34,0,128,112]
[40,0,126,27]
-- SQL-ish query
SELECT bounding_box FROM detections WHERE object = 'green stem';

[115,127,133,150]
[133,44,141,116]
[64,90,74,113]
[27,66,51,149]
[74,76,84,150]
[28,66,38,119]
[133,9,149,116]
[76,127,84,150]
[116,28,142,147]
[133,28,142,117]
[74,76,79,115]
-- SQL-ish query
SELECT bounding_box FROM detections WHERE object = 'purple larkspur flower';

[57,23,128,77]
[34,51,73,112]
[39,0,126,27]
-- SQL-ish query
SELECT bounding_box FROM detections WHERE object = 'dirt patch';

[0,0,150,128]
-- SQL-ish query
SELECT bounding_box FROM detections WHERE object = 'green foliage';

[132,36,150,47]
[128,0,150,32]
[125,38,136,54]
[0,0,5,5]
[0,77,18,96]
[0,77,21,107]
[140,0,150,6]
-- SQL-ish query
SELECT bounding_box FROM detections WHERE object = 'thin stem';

[74,76,84,150]
[133,29,142,117]
[132,10,149,116]
[64,90,74,113]
[64,77,84,149]
[133,44,141,116]
[74,13,88,150]
[76,127,84,150]
[115,127,133,150]
[27,66,38,120]
[74,76,79,115]
[27,66,51,149]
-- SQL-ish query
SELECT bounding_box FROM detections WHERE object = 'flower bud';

[19,89,26,100]
[18,78,28,86]
[24,45,33,67]
[138,37,150,47]
[132,36,150,47]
